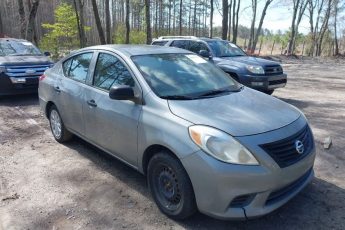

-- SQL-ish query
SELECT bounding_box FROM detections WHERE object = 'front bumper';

[0,73,39,96]
[181,117,315,220]
[239,73,287,91]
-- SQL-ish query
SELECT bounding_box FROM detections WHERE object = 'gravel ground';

[0,57,344,230]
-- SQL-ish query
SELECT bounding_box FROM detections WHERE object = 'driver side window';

[93,53,135,91]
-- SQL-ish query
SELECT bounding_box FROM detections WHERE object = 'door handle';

[54,86,61,93]
[87,99,97,107]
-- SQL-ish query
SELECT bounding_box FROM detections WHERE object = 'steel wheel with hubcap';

[147,152,196,219]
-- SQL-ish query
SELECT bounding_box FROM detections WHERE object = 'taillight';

[39,74,46,81]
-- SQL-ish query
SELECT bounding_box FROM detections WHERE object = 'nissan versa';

[38,45,315,220]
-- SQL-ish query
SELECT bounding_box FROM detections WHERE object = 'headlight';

[189,125,259,165]
[246,65,264,74]
[0,66,6,73]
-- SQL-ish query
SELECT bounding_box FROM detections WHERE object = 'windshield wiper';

[160,95,196,100]
[197,89,234,97]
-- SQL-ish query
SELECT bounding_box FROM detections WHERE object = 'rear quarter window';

[62,52,93,83]
[170,40,190,49]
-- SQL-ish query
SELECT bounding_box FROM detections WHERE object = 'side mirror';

[199,50,210,58]
[44,51,51,56]
[109,85,135,101]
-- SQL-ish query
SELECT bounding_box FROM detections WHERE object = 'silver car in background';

[38,45,315,220]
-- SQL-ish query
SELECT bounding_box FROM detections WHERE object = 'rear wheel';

[147,152,196,219]
[49,105,72,142]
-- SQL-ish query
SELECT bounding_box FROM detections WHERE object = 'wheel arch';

[141,144,180,175]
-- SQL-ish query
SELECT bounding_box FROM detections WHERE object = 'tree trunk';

[232,0,240,43]
[168,0,172,34]
[316,0,332,56]
[222,0,228,40]
[334,0,339,55]
[17,0,26,38]
[91,0,106,44]
[105,0,111,44]
[125,0,130,44]
[248,0,257,53]
[209,0,214,38]
[287,0,299,55]
[252,0,273,52]
[25,0,39,43]
[78,0,87,47]
[227,0,232,40]
[145,0,152,44]
[73,0,83,47]
[179,0,182,35]
[0,7,3,36]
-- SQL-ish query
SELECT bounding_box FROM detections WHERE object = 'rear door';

[83,51,142,166]
[55,52,93,135]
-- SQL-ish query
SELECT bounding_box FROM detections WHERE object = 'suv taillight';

[39,74,46,81]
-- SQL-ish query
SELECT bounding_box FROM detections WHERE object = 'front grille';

[264,65,283,75]
[229,194,254,208]
[260,125,313,168]
[266,168,312,206]
[269,79,287,85]
[5,64,50,78]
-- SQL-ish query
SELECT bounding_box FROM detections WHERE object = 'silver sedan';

[38,45,315,220]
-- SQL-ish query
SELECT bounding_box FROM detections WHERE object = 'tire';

[147,152,197,220]
[264,89,274,95]
[49,105,73,143]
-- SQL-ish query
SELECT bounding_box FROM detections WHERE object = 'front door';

[83,52,142,167]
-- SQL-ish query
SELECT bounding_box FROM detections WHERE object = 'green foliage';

[114,23,147,44]
[39,3,89,59]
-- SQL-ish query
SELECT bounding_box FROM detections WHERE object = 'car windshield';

[132,53,241,99]
[0,40,42,56]
[207,40,246,57]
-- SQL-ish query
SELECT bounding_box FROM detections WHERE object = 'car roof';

[80,44,192,57]
[153,36,225,42]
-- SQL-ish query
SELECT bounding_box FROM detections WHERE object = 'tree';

[232,0,240,43]
[105,0,111,44]
[25,0,40,44]
[287,0,308,55]
[17,0,26,38]
[248,0,257,53]
[251,0,274,52]
[333,0,339,55]
[145,0,152,44]
[41,3,83,58]
[222,0,229,40]
[179,0,183,35]
[73,0,87,47]
[210,0,214,37]
[125,0,130,44]
[91,0,106,44]
[0,7,3,36]
[315,0,333,56]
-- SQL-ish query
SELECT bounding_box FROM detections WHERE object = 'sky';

[212,0,312,34]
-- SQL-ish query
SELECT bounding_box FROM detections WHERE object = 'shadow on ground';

[46,136,345,230]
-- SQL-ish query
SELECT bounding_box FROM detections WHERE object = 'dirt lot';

[0,57,345,230]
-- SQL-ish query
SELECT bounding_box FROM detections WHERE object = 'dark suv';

[0,38,53,96]
[152,36,287,94]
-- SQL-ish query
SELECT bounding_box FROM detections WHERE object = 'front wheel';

[49,105,73,142]
[147,152,197,220]
[264,89,274,95]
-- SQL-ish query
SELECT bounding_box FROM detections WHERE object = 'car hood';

[168,88,300,136]
[0,55,52,65]
[214,56,280,67]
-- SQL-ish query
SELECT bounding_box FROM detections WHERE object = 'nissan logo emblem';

[295,140,304,154]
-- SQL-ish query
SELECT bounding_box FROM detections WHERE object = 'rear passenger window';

[93,53,134,91]
[189,41,210,54]
[63,52,93,83]
[152,41,168,46]
[171,40,190,49]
